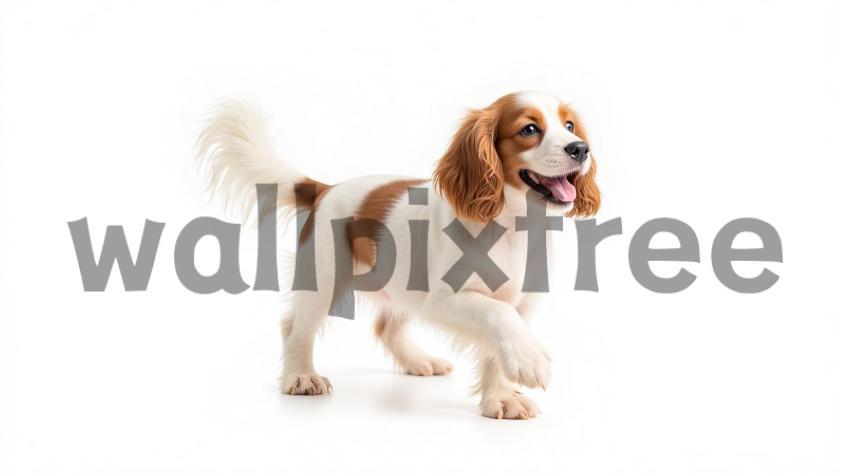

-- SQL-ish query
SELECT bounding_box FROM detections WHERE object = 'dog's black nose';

[565,141,589,163]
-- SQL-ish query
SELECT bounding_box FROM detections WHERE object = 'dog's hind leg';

[280,291,332,395]
[374,310,452,376]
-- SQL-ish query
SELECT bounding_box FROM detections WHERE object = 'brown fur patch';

[350,178,428,266]
[433,96,521,222]
[561,107,602,217]
[296,178,331,246]
[373,312,388,339]
[567,158,601,217]
[557,104,572,127]
[496,105,545,188]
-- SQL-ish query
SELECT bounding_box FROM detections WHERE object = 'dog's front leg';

[423,292,551,390]
[475,355,540,419]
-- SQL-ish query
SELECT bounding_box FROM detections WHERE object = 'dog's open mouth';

[519,169,578,205]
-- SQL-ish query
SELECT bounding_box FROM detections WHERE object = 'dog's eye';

[565,121,575,133]
[520,124,540,137]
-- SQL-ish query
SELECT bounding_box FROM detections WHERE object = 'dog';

[196,91,600,419]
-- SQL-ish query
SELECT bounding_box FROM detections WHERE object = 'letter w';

[68,218,164,291]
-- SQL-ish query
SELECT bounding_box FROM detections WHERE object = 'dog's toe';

[405,357,453,376]
[280,372,332,395]
[480,391,539,420]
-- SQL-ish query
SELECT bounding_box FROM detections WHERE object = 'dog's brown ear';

[567,158,601,217]
[567,118,601,218]
[434,108,504,222]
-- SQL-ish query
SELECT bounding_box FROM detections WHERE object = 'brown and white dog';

[197,91,600,419]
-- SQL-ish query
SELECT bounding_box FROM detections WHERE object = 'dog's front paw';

[497,334,551,390]
[280,372,332,395]
[480,391,539,420]
[405,357,453,376]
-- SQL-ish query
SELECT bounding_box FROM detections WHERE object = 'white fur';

[516,90,590,179]
[196,94,583,419]
[195,101,304,220]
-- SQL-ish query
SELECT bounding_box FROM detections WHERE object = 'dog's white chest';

[488,229,529,307]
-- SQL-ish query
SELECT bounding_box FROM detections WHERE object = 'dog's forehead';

[513,91,565,126]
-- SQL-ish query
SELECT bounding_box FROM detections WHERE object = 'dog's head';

[434,91,600,222]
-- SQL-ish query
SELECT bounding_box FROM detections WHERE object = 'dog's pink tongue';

[539,175,576,202]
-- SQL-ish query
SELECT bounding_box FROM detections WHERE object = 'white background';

[1,0,848,473]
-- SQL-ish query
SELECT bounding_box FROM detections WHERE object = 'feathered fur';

[195,91,600,420]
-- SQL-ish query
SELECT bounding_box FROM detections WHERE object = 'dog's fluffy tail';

[196,101,327,220]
